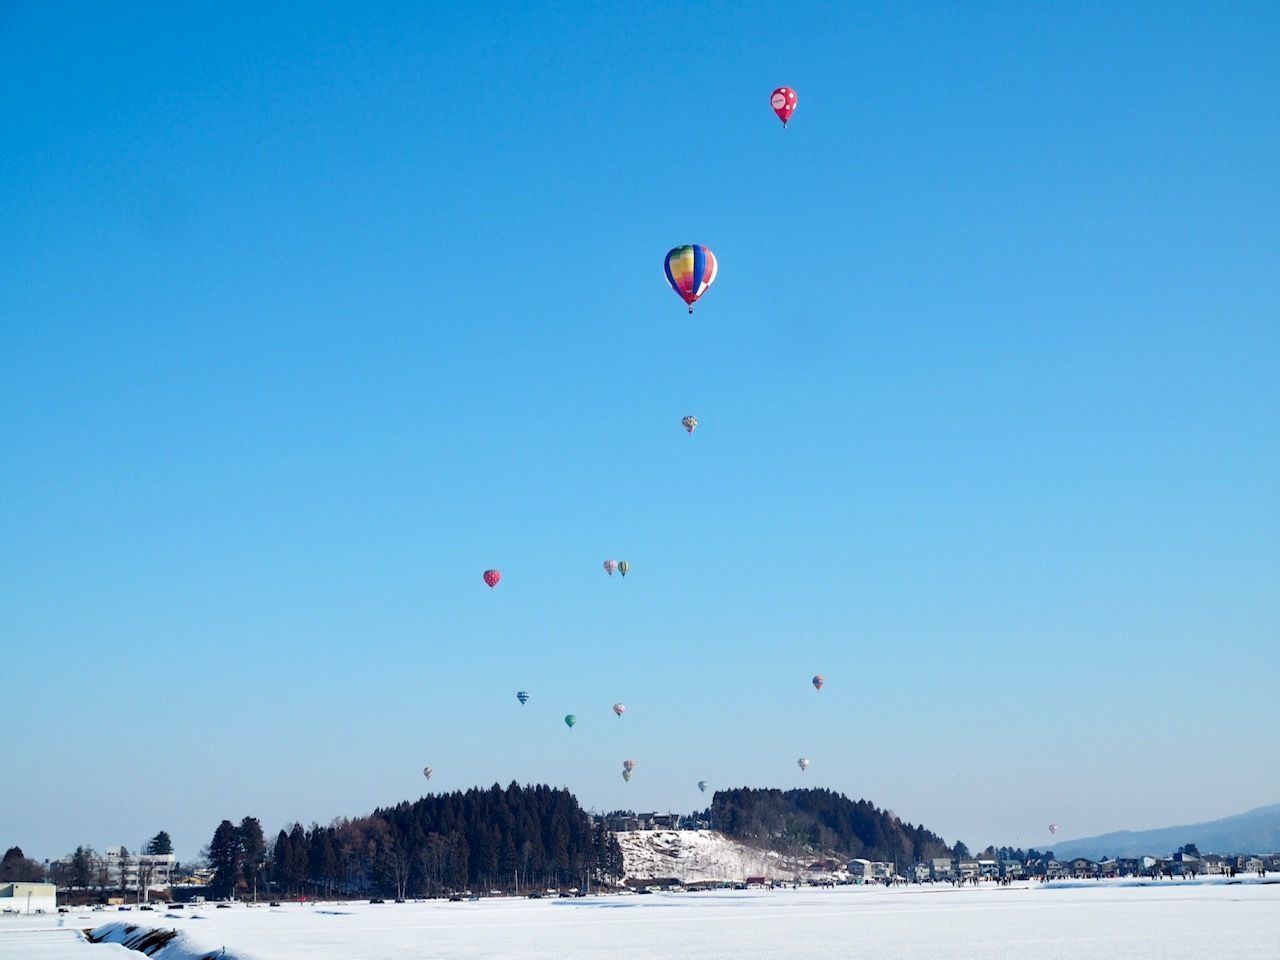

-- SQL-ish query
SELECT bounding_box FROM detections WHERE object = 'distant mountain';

[1050,803,1280,860]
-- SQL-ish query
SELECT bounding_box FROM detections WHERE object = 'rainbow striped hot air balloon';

[665,245,718,314]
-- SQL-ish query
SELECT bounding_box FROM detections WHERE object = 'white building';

[846,858,871,881]
[102,848,176,890]
[0,882,57,914]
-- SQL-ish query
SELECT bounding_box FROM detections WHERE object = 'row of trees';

[2,831,176,889]
[206,783,623,900]
[709,788,952,864]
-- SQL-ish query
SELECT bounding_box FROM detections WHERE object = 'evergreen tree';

[145,831,173,856]
[239,817,266,901]
[208,820,244,899]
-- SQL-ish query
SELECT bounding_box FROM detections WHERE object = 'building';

[1000,860,1024,879]
[930,858,954,879]
[1045,859,1067,879]
[957,860,980,880]
[0,882,56,914]
[846,859,871,882]
[102,848,176,890]
[911,862,931,882]
[1068,858,1098,878]
[869,862,894,881]
[977,859,999,880]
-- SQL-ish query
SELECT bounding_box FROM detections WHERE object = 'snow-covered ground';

[617,829,822,882]
[3,877,1278,960]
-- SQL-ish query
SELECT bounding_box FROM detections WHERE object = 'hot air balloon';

[664,245,718,314]
[770,86,797,127]
[423,766,433,780]
[516,690,530,705]
[483,569,501,588]
[812,674,825,692]
[603,559,618,576]
[797,757,810,772]
[697,780,709,793]
[613,703,626,717]
[622,759,636,773]
[618,560,630,577]
[1049,823,1059,835]
[564,714,577,728]
[622,769,633,782]
[682,415,698,436]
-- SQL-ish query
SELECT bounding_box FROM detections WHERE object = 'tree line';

[206,782,623,900]
[709,787,952,864]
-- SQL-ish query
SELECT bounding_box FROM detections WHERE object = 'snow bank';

[87,921,247,960]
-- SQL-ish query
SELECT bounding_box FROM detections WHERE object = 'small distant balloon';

[516,690,530,705]
[618,560,630,577]
[483,569,501,588]
[622,769,633,782]
[564,714,577,728]
[697,780,709,793]
[797,757,810,772]
[613,703,626,717]
[770,86,798,127]
[603,559,618,576]
[622,759,636,773]
[423,767,433,780]
[682,415,698,436]
[812,674,825,692]
[1049,823,1059,835]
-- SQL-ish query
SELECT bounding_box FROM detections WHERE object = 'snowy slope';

[617,830,829,882]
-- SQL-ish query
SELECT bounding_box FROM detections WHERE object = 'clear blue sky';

[2,1,1277,861]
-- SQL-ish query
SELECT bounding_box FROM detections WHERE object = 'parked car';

[268,901,281,907]
[370,898,385,904]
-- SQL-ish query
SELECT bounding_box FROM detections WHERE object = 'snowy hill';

[1050,803,1280,860]
[617,830,836,883]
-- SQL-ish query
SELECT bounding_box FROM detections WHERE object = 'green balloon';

[564,714,577,728]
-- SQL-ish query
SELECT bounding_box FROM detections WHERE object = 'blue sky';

[2,1,1277,861]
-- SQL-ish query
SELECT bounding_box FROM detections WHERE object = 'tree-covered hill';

[709,788,951,864]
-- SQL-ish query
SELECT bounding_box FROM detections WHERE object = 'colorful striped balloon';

[664,245,718,314]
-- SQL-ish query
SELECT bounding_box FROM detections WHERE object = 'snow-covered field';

[3,878,1278,960]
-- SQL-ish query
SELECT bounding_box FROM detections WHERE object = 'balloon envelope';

[771,86,798,126]
[423,767,433,779]
[516,690,530,705]
[483,569,501,588]
[603,559,618,576]
[564,714,577,728]
[618,560,630,577]
[682,415,698,435]
[623,759,636,772]
[622,769,633,782]
[1049,823,1059,834]
[812,674,825,691]
[613,703,626,717]
[697,780,708,793]
[664,245,718,313]
[797,757,810,771]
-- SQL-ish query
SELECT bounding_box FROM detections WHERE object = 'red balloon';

[483,569,501,588]
[771,86,798,127]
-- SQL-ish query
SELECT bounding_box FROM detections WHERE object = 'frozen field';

[3,877,1278,960]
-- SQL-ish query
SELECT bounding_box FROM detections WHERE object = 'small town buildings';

[869,862,894,881]
[977,859,999,879]
[0,882,56,914]
[1000,860,1024,879]
[846,859,871,882]
[957,860,980,880]
[911,862,931,882]
[930,858,954,879]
